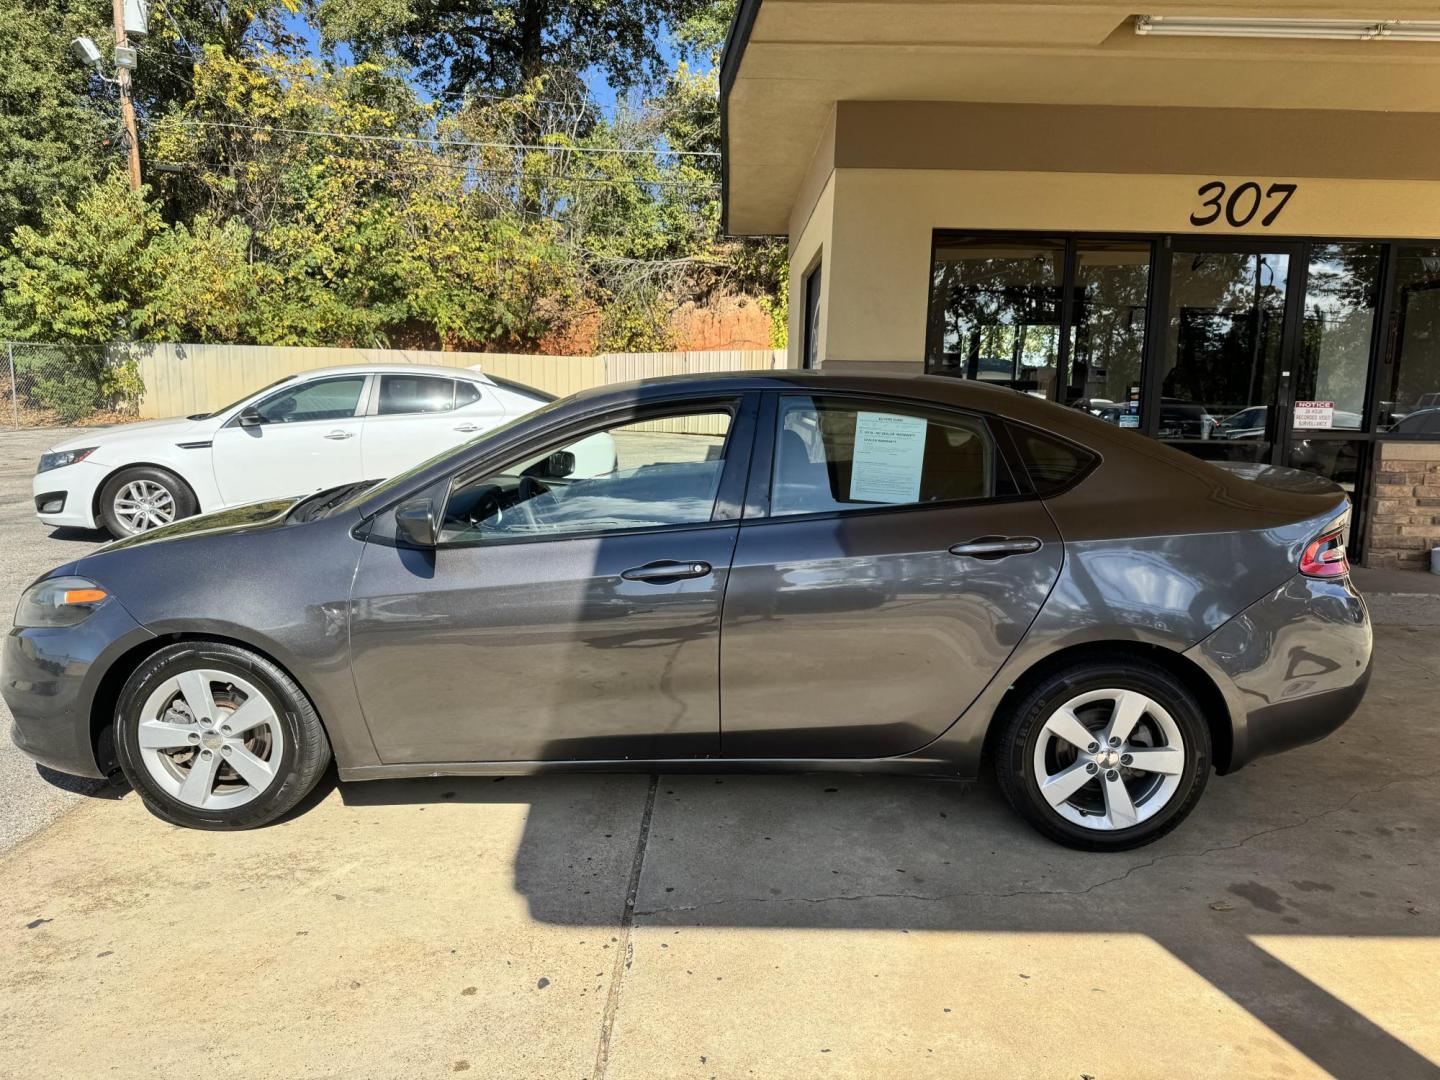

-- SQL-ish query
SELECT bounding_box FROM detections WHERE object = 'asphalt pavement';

[0,427,114,854]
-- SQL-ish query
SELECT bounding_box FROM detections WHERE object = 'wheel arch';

[981,640,1235,774]
[91,461,204,524]
[89,632,334,776]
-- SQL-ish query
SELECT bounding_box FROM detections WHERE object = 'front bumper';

[2,599,155,779]
[32,460,107,529]
[1186,574,1372,772]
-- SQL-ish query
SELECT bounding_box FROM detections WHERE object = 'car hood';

[87,497,302,555]
[47,415,220,455]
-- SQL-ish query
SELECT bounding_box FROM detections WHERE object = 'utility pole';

[111,0,142,191]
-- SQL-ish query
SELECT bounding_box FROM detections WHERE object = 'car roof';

[288,363,496,383]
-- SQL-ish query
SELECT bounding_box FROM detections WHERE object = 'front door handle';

[948,536,1043,560]
[324,429,355,441]
[621,560,712,583]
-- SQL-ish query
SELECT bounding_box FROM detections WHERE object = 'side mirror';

[394,496,438,548]
[238,407,263,427]
[546,450,576,479]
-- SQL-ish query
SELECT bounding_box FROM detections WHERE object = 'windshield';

[187,376,296,420]
[334,395,571,515]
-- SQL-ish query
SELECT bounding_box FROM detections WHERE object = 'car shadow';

[340,762,1439,1080]
[34,764,126,800]
[45,526,110,545]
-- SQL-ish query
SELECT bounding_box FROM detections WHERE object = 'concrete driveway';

[0,428,112,853]
[1,624,1436,1079]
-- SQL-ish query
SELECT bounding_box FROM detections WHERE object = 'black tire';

[98,466,198,538]
[115,641,331,830]
[994,656,1211,851]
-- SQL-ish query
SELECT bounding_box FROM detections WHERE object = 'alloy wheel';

[1031,688,1186,831]
[136,670,285,811]
[113,479,176,533]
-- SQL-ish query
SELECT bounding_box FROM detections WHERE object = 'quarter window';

[770,396,1015,517]
[1009,426,1096,496]
[378,374,456,415]
[253,376,366,424]
[440,410,734,543]
[454,381,484,408]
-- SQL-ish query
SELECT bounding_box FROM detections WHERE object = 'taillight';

[1300,530,1350,578]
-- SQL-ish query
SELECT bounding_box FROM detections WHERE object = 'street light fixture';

[70,36,104,70]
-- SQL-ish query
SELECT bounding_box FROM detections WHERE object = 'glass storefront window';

[1064,241,1151,428]
[1381,245,1440,433]
[1160,249,1289,457]
[926,238,1063,397]
[1296,244,1378,432]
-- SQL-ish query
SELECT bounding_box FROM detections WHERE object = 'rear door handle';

[324,430,355,441]
[454,423,481,433]
[621,560,713,583]
[948,536,1043,560]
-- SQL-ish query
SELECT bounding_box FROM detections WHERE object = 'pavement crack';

[591,774,658,1080]
[632,770,1439,917]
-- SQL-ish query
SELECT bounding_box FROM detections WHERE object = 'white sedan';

[33,364,604,538]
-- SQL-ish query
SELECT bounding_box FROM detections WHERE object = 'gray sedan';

[2,372,1371,849]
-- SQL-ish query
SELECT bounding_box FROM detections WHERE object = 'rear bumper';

[1186,574,1372,773]
[2,601,155,779]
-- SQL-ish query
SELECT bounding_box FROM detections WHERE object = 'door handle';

[621,560,712,583]
[454,423,481,433]
[324,430,355,441]
[948,536,1043,560]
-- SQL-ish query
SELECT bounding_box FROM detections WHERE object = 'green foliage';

[2,2,787,356]
[0,0,110,241]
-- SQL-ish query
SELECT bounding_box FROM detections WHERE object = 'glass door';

[1155,243,1301,463]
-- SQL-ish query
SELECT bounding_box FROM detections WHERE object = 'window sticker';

[1293,401,1335,430]
[849,412,927,504]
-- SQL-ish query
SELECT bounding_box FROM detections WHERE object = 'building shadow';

[340,760,1439,1080]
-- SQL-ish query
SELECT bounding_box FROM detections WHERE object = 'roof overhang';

[720,1,1440,236]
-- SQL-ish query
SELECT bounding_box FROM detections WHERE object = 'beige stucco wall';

[807,167,1440,369]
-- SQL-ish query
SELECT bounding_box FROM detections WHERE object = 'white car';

[33,364,603,538]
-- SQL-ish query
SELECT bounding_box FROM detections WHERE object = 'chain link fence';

[2,342,143,430]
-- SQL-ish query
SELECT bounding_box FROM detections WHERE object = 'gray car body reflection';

[4,371,1369,786]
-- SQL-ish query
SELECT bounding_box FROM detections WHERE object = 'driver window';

[439,410,733,543]
[254,376,366,424]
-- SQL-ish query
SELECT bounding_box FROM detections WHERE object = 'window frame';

[227,373,373,428]
[369,373,462,417]
[430,392,760,549]
[742,389,1036,525]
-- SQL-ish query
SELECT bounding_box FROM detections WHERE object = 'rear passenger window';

[770,395,1016,517]
[378,375,456,415]
[1010,426,1096,495]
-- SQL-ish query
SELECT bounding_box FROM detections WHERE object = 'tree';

[0,0,111,241]
[317,0,711,98]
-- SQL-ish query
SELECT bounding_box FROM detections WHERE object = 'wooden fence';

[131,343,787,420]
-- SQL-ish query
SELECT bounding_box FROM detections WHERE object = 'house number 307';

[1190,181,1297,228]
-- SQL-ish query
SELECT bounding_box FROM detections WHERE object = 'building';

[719,2,1440,569]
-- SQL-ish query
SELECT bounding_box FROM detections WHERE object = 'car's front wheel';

[115,642,331,829]
[994,656,1211,850]
[98,466,197,537]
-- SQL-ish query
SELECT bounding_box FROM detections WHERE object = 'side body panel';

[720,500,1062,757]
[1185,574,1372,771]
[348,526,739,763]
[71,510,380,771]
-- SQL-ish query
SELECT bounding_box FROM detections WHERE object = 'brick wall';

[1366,442,1440,570]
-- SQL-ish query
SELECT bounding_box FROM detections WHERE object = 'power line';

[159,118,719,158]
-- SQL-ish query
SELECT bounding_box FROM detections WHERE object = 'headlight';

[38,447,98,474]
[15,577,111,628]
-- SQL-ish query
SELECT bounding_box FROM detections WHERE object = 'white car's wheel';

[99,466,197,537]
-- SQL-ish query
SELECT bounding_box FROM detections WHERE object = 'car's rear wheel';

[99,466,197,537]
[994,657,1211,850]
[115,642,331,829]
